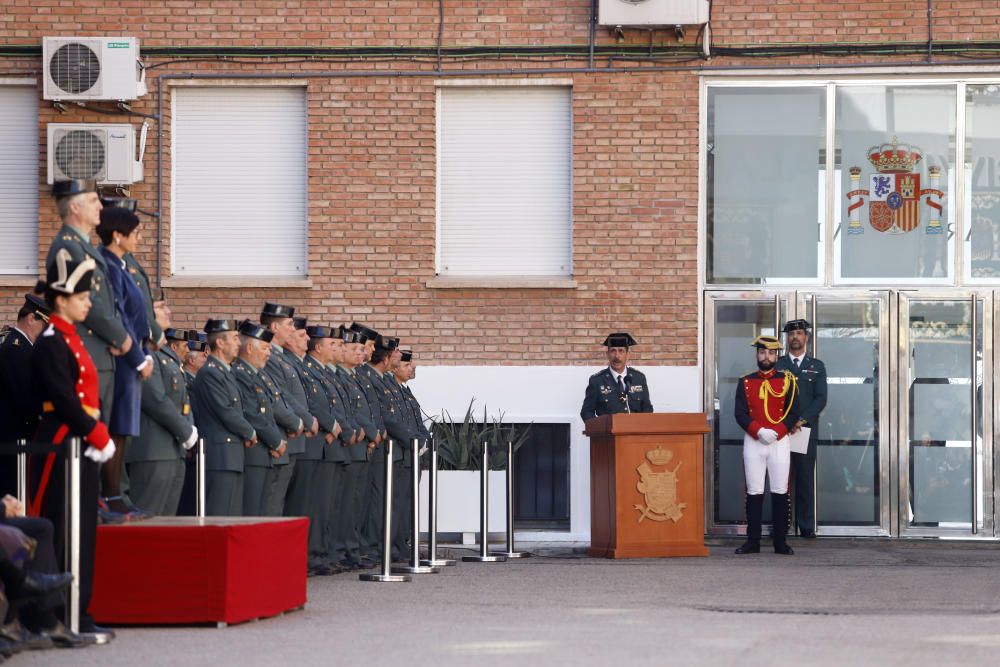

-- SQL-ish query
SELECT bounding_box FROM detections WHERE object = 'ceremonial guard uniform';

[126,329,198,515]
[191,319,256,516]
[28,251,115,636]
[230,321,287,517]
[388,348,431,557]
[776,319,827,538]
[0,295,49,496]
[580,333,653,422]
[734,335,801,555]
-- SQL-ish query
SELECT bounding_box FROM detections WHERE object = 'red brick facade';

[2,1,998,365]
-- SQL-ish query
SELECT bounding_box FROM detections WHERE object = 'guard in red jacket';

[29,248,117,642]
[733,335,800,555]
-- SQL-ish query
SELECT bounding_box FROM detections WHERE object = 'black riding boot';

[735,494,763,554]
[772,492,794,555]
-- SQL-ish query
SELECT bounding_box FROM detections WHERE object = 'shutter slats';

[173,87,307,276]
[439,87,572,276]
[0,87,39,274]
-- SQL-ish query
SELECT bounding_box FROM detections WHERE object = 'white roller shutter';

[438,86,572,276]
[0,86,38,275]
[172,86,307,276]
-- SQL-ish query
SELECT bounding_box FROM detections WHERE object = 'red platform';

[90,516,308,626]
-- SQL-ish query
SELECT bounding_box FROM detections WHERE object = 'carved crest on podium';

[634,446,686,523]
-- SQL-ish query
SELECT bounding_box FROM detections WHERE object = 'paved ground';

[12,538,1000,666]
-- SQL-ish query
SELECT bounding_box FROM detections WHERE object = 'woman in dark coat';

[96,206,153,516]
[30,248,116,640]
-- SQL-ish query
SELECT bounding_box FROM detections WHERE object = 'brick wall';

[2,1,998,365]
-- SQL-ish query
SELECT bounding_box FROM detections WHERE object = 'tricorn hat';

[292,316,308,330]
[188,331,208,351]
[339,326,360,344]
[306,324,334,339]
[349,322,379,343]
[238,319,273,343]
[375,335,399,351]
[164,327,188,342]
[204,318,237,334]
[37,248,96,295]
[261,302,295,319]
[100,196,139,213]
[751,335,783,350]
[51,179,96,200]
[782,319,812,333]
[399,349,413,362]
[602,332,637,348]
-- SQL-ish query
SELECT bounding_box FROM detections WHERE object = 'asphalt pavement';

[12,537,1000,666]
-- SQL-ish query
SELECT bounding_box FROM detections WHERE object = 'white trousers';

[742,433,790,495]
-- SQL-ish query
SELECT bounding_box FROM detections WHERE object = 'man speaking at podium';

[580,332,653,421]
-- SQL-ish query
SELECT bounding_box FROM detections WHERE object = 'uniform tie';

[794,358,801,368]
[616,375,626,396]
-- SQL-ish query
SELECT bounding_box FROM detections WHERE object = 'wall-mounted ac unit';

[47,123,147,185]
[43,36,147,101]
[599,0,710,27]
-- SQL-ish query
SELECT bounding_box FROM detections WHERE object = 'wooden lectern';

[585,413,709,558]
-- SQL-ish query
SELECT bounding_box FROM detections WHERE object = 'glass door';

[796,292,891,536]
[897,293,992,536]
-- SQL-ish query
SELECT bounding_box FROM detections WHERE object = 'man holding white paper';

[734,335,801,556]
[777,319,828,539]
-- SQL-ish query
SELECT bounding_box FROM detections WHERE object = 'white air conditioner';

[47,123,147,185]
[599,0,710,26]
[43,36,147,101]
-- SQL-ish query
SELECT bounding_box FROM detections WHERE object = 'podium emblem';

[634,447,686,523]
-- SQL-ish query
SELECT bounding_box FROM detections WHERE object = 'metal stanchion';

[490,440,530,559]
[15,438,27,507]
[196,438,206,519]
[65,437,82,635]
[393,439,439,575]
[421,437,455,568]
[360,439,410,582]
[463,440,507,563]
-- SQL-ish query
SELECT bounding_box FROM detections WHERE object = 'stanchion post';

[490,440,530,559]
[196,437,206,519]
[361,439,410,582]
[463,440,507,563]
[421,436,455,568]
[16,438,27,508]
[65,437,81,634]
[393,439,439,575]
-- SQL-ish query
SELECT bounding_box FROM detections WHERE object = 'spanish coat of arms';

[845,136,945,235]
[634,446,685,523]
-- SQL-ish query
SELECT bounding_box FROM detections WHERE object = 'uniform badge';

[182,404,191,416]
[629,385,643,393]
[600,385,612,395]
[633,447,686,524]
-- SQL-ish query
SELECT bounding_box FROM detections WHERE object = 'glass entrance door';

[705,290,995,538]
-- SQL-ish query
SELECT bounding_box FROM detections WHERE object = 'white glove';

[757,428,779,445]
[85,439,117,463]
[182,426,199,451]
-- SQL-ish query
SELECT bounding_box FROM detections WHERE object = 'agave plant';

[430,398,532,471]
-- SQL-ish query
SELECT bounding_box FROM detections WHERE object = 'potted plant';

[419,399,531,539]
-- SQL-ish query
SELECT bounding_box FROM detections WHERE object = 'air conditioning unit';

[47,123,147,185]
[599,0,710,27]
[43,36,147,101]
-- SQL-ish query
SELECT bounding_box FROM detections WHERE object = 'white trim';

[435,77,575,87]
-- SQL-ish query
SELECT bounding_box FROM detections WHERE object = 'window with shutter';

[0,85,39,275]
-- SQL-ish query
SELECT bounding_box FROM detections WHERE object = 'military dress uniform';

[776,320,827,537]
[734,335,801,555]
[262,345,310,516]
[580,332,653,422]
[383,369,427,557]
[191,323,256,516]
[126,342,197,515]
[355,361,393,560]
[338,360,380,564]
[231,354,287,517]
[325,360,368,566]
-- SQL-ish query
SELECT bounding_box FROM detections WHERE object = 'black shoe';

[0,619,54,651]
[357,558,376,570]
[17,571,73,598]
[774,542,795,555]
[41,621,95,649]
[734,541,760,554]
[97,504,127,526]
[79,622,115,644]
[799,529,816,539]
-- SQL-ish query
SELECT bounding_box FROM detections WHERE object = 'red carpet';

[90,516,308,625]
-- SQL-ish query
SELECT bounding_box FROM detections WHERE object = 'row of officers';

[0,179,435,644]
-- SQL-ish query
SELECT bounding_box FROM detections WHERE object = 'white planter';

[418,470,507,536]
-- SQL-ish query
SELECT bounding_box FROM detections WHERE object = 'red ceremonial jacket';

[734,369,801,440]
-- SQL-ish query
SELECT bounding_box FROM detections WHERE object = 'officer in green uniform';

[126,327,198,515]
[47,180,134,428]
[231,320,288,517]
[776,319,828,539]
[191,319,257,516]
[580,332,654,422]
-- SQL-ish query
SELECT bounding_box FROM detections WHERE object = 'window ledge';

[426,276,577,289]
[162,276,313,289]
[0,276,38,288]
